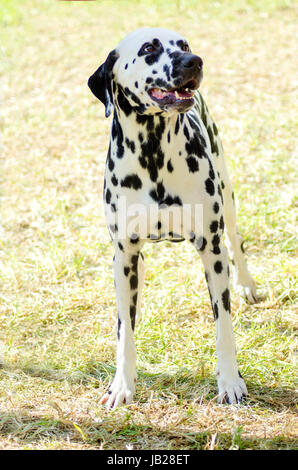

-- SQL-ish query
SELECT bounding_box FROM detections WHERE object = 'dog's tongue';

[151,88,193,102]
[151,89,173,99]
[151,88,176,103]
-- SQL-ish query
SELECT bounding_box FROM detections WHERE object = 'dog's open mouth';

[149,79,198,106]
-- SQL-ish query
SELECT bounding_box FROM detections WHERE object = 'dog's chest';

[105,110,216,207]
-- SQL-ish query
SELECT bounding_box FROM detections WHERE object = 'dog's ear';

[88,49,119,118]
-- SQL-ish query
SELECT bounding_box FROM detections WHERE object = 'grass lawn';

[0,0,297,450]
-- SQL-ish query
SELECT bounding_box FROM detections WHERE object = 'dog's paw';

[100,373,136,410]
[235,274,258,304]
[217,369,247,404]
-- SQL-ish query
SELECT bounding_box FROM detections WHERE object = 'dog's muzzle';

[148,53,203,111]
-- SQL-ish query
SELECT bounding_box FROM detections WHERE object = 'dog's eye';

[181,43,190,52]
[142,43,155,54]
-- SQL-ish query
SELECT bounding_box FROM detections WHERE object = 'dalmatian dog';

[88,27,258,409]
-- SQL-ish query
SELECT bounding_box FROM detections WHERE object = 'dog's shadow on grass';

[8,360,295,413]
[87,363,297,412]
[0,407,296,450]
[0,362,297,449]
[136,369,297,413]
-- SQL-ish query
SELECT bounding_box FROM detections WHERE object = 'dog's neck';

[112,106,182,146]
[111,83,185,143]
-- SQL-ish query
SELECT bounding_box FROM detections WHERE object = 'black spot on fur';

[207,125,219,155]
[105,188,111,204]
[121,174,142,190]
[138,124,165,182]
[108,156,115,171]
[155,116,166,140]
[130,234,140,244]
[155,78,168,90]
[107,145,115,171]
[138,39,164,65]
[213,302,219,320]
[183,125,190,140]
[167,159,174,172]
[208,163,215,180]
[214,261,223,273]
[222,289,230,312]
[112,113,125,159]
[131,254,138,264]
[118,242,124,251]
[175,117,180,135]
[130,305,136,330]
[149,184,182,207]
[130,274,138,289]
[117,317,121,340]
[185,132,207,158]
[205,178,215,196]
[111,174,118,186]
[124,266,130,276]
[163,195,182,206]
[149,181,165,202]
[186,156,199,172]
[131,255,139,274]
[163,63,171,81]
[132,292,138,305]
[196,236,207,251]
[116,86,133,117]
[125,137,136,153]
[218,184,223,203]
[213,201,220,214]
[211,234,221,255]
[210,220,218,233]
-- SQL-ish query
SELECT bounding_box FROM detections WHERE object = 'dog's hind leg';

[217,162,258,303]
[195,91,258,303]
[100,242,144,409]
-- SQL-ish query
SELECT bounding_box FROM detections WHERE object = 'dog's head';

[88,28,203,117]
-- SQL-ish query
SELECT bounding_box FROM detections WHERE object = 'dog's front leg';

[100,243,144,409]
[197,238,247,404]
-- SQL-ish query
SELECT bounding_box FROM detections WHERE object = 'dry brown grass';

[0,0,297,450]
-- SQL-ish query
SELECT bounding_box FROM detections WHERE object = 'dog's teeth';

[175,91,179,99]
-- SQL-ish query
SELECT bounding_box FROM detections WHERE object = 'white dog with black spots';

[88,27,258,409]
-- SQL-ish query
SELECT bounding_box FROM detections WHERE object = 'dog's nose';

[181,54,203,71]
